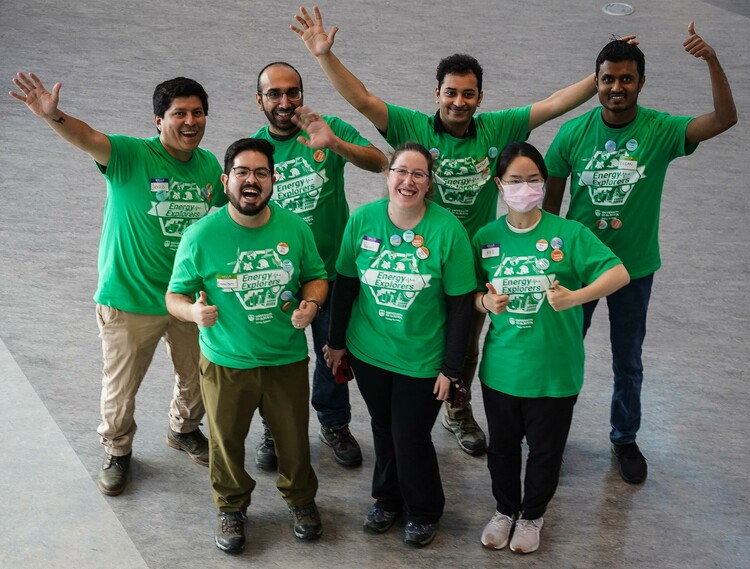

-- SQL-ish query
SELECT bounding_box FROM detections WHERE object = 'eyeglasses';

[500,178,545,186]
[258,88,303,103]
[231,167,272,181]
[389,167,430,182]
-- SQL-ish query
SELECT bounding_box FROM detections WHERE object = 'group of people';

[10,4,735,557]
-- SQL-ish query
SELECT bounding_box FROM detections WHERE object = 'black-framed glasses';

[231,167,272,181]
[258,88,303,103]
[389,167,430,182]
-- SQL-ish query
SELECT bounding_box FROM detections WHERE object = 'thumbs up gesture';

[480,282,510,315]
[546,280,575,312]
[191,290,218,327]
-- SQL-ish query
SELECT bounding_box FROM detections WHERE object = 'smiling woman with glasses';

[322,142,476,548]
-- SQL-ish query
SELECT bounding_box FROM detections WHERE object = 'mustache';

[241,183,262,192]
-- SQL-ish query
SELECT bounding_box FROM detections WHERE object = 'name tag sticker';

[360,236,381,252]
[482,243,500,258]
[216,274,238,290]
[620,159,638,170]
[150,178,169,192]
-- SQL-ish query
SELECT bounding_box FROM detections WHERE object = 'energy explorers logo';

[577,149,645,206]
[491,256,555,316]
[149,179,212,244]
[224,249,292,313]
[433,156,491,208]
[272,157,328,216]
[361,251,431,318]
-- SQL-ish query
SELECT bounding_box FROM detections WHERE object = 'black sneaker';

[289,501,323,541]
[363,505,400,534]
[166,427,209,466]
[255,421,277,471]
[215,510,247,553]
[612,442,648,484]
[403,520,438,548]
[319,424,363,467]
[96,452,131,496]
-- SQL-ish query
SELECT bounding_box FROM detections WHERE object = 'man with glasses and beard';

[252,62,387,471]
[167,137,328,553]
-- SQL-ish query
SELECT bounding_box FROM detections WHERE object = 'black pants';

[482,383,577,520]
[350,354,444,524]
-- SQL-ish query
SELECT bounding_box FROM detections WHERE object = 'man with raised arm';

[252,61,387,471]
[291,5,615,456]
[9,73,225,496]
[543,26,736,484]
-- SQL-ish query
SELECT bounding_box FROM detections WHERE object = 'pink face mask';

[500,182,545,213]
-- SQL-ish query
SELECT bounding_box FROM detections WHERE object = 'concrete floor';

[1,0,748,568]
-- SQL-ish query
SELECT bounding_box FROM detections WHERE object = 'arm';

[166,291,218,327]
[10,72,112,166]
[324,273,360,374]
[291,5,390,132]
[292,279,329,329]
[528,73,596,131]
[292,106,387,172]
[543,177,567,215]
[546,264,630,312]
[683,22,738,144]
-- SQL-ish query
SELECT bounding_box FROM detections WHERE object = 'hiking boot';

[441,411,486,456]
[255,422,277,471]
[612,442,648,484]
[166,427,209,466]
[509,517,543,554]
[319,424,363,467]
[403,520,438,548]
[215,510,247,553]
[96,452,131,496]
[363,505,400,534]
[289,501,323,541]
[481,511,514,550]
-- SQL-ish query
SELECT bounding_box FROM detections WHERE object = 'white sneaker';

[509,517,543,553]
[480,511,514,550]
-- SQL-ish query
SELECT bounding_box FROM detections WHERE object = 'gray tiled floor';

[1,1,748,568]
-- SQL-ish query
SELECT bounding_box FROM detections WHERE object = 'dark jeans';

[583,273,653,445]
[482,384,577,520]
[350,354,444,524]
[310,283,351,428]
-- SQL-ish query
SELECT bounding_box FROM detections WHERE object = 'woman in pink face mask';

[471,142,630,554]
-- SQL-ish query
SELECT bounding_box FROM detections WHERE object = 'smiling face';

[154,96,206,161]
[596,59,645,124]
[256,64,304,136]
[387,150,432,211]
[435,72,483,137]
[222,150,274,217]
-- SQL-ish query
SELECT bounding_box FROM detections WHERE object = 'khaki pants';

[96,304,204,456]
[200,356,318,512]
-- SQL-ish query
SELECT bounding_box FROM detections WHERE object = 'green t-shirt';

[384,103,531,238]
[254,116,372,280]
[336,199,476,377]
[169,203,327,369]
[545,106,697,279]
[473,211,622,397]
[95,134,225,314]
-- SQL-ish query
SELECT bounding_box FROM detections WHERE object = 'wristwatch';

[306,299,323,313]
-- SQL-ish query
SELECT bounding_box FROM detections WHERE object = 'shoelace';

[293,504,319,522]
[330,426,357,448]
[220,512,246,533]
[260,429,275,450]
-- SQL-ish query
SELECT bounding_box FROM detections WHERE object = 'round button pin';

[412,235,424,248]
[551,249,564,262]
[536,258,550,270]
[416,246,430,260]
[551,237,563,250]
[390,234,402,247]
[403,230,415,243]
[536,239,548,252]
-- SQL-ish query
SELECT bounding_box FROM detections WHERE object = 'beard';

[228,183,272,217]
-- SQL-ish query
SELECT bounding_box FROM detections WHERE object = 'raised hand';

[683,21,716,60]
[9,72,62,119]
[191,291,218,327]
[290,5,338,57]
[292,106,335,150]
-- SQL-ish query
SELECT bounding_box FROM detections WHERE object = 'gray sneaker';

[96,452,131,496]
[441,412,486,456]
[166,427,209,466]
[319,424,363,467]
[509,517,544,554]
[255,422,277,471]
